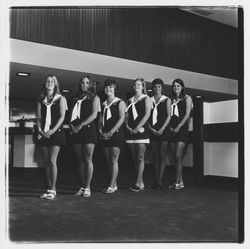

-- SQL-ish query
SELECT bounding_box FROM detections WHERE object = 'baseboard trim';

[203,175,238,190]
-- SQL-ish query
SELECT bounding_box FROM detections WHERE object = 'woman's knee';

[136,153,145,164]
[83,155,93,165]
[48,158,57,167]
[110,156,119,166]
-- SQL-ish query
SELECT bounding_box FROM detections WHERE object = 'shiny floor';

[8,164,239,243]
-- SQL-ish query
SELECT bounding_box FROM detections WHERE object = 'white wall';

[10,39,238,95]
[13,135,44,168]
[203,100,238,178]
[204,142,238,177]
[204,100,238,124]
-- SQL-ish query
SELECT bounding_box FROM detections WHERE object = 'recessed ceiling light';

[16,72,30,77]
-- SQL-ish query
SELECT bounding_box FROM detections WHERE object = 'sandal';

[103,186,118,194]
[40,189,51,199]
[75,187,85,196]
[44,190,56,199]
[169,181,184,190]
[83,188,91,197]
[129,184,144,192]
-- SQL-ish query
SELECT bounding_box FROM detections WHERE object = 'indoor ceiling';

[181,7,238,28]
[9,62,237,103]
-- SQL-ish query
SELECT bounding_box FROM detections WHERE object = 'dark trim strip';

[238,7,244,243]
[192,96,204,187]
[204,122,239,142]
[203,175,238,190]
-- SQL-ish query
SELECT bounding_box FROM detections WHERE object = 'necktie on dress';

[70,97,86,122]
[102,97,120,126]
[126,94,146,120]
[151,95,168,126]
[171,99,180,117]
[43,94,61,132]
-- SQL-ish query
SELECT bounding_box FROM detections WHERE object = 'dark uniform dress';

[69,96,97,144]
[149,95,172,142]
[100,98,125,148]
[169,95,190,143]
[125,94,150,144]
[36,94,66,146]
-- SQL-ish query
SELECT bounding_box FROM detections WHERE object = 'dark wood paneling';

[10,7,238,79]
[193,96,204,187]
[204,122,239,142]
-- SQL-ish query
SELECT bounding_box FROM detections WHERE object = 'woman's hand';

[156,127,164,136]
[149,125,158,135]
[101,131,114,140]
[126,124,133,133]
[38,128,47,138]
[73,123,84,133]
[45,129,55,138]
[171,125,181,133]
[99,130,108,140]
[130,127,139,134]
[70,124,79,134]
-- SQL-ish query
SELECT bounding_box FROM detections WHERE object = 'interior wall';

[203,100,238,177]
[10,39,238,98]
[204,100,238,124]
[204,142,238,177]
[10,7,238,79]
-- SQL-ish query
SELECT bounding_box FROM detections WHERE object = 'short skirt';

[169,124,189,143]
[36,128,66,146]
[99,129,125,148]
[125,125,150,144]
[150,126,172,142]
[69,122,97,144]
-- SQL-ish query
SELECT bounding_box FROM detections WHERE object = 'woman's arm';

[74,95,100,132]
[124,102,132,132]
[156,98,171,135]
[173,95,193,133]
[131,96,152,134]
[36,101,42,132]
[104,100,126,139]
[36,101,47,138]
[97,108,104,137]
[46,97,66,137]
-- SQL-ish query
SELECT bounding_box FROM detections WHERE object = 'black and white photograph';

[1,0,247,246]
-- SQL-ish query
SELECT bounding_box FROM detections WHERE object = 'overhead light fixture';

[62,89,71,93]
[147,89,152,92]
[16,72,30,77]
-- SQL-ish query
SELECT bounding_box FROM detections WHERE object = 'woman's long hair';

[38,75,60,100]
[133,78,148,95]
[74,76,96,101]
[171,78,186,99]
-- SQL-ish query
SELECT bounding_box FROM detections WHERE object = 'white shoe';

[169,181,184,190]
[75,187,85,196]
[103,186,118,194]
[83,188,91,197]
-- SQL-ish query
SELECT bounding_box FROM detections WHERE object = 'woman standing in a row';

[125,78,152,192]
[169,79,192,190]
[37,75,67,200]
[36,75,192,198]
[98,79,126,193]
[149,78,171,190]
[68,76,100,197]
